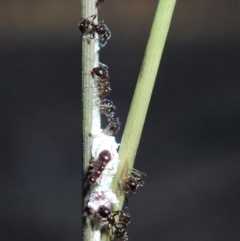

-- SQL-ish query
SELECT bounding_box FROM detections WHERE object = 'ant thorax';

[88,150,112,184]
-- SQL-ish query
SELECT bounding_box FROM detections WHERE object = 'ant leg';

[112,211,120,217]
[87,37,91,44]
[82,84,96,90]
[98,62,109,69]
[79,174,87,181]
[131,168,147,177]
[89,14,97,22]
[105,165,114,171]
[125,197,129,210]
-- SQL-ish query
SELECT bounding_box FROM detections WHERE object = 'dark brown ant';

[88,150,112,184]
[121,168,147,195]
[88,193,126,228]
[94,206,130,240]
[89,190,130,240]
[91,64,111,98]
[113,212,130,241]
[92,205,120,228]
[78,14,111,47]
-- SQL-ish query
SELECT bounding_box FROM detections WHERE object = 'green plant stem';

[81,1,98,241]
[112,0,177,210]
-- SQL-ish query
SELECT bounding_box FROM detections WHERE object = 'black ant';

[88,150,112,184]
[120,168,147,195]
[78,14,111,47]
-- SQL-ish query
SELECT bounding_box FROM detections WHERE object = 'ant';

[78,14,111,47]
[88,150,112,184]
[92,64,111,98]
[91,205,120,227]
[113,211,130,241]
[95,206,130,240]
[120,168,147,195]
[89,192,127,228]
[89,190,130,240]
[100,99,121,135]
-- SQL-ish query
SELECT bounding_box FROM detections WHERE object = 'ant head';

[106,121,121,135]
[127,178,138,191]
[78,19,91,35]
[121,212,131,225]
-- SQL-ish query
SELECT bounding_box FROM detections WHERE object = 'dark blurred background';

[1,0,240,240]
